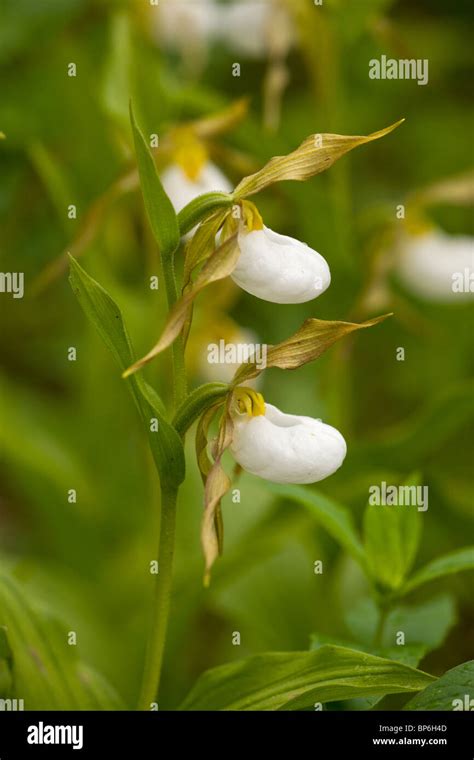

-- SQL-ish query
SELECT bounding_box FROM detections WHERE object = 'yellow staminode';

[219,200,263,243]
[233,387,265,417]
[241,200,263,231]
[171,127,208,181]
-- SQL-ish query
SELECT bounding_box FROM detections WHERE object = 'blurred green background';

[0,0,473,709]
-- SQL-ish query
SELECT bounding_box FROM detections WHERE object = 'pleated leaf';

[0,571,124,710]
[180,645,434,711]
[69,256,185,488]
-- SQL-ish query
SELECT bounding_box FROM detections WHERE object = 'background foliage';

[0,0,472,709]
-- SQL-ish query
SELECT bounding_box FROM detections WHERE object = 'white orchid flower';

[230,399,347,484]
[230,225,331,304]
[396,229,474,301]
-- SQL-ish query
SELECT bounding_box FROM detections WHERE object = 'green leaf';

[267,483,366,567]
[310,633,427,669]
[402,547,474,595]
[231,314,391,386]
[130,103,179,257]
[69,255,185,488]
[179,645,434,711]
[363,473,423,590]
[172,382,228,437]
[404,661,474,711]
[0,570,124,710]
[345,595,456,652]
[233,120,404,199]
[309,633,427,711]
[177,191,234,237]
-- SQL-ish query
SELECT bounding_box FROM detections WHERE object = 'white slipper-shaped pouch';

[231,226,331,304]
[230,402,346,484]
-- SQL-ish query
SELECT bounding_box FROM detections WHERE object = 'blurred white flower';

[161,162,232,216]
[155,0,219,50]
[199,326,262,386]
[231,226,331,304]
[397,230,474,301]
[154,0,293,58]
[230,402,347,484]
[219,1,275,57]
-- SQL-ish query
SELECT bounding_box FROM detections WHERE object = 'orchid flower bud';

[230,398,347,484]
[230,225,331,304]
[396,229,474,301]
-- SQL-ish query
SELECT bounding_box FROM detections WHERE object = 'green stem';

[137,248,187,709]
[138,485,178,710]
[161,254,187,406]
